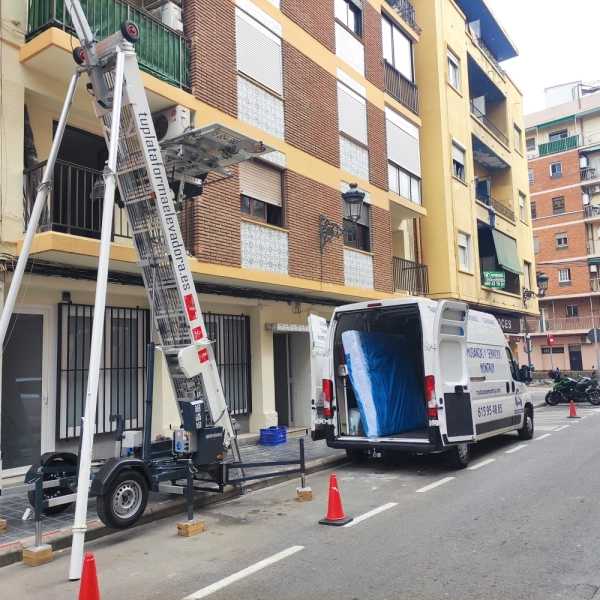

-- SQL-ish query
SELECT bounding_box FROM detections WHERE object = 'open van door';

[308,315,329,441]
[433,300,475,444]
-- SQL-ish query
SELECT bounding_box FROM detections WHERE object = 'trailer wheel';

[72,46,85,65]
[27,458,74,516]
[96,470,149,530]
[518,407,534,440]
[446,443,470,469]
[345,449,369,463]
[120,20,140,43]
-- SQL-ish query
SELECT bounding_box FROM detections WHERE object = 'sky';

[484,0,600,115]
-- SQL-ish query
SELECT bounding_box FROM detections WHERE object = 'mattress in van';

[342,330,427,438]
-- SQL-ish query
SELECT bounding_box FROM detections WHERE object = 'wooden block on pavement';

[177,518,205,537]
[22,544,53,567]
[297,487,313,502]
[0,519,6,534]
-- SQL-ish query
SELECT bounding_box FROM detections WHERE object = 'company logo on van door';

[468,346,502,374]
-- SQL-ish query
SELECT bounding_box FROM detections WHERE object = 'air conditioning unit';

[152,106,190,142]
[150,1,183,33]
[581,156,589,168]
[580,336,592,345]
[589,185,600,195]
[527,151,537,160]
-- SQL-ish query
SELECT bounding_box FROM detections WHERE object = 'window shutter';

[239,161,283,207]
[386,113,421,177]
[452,144,465,164]
[236,11,283,95]
[338,83,367,145]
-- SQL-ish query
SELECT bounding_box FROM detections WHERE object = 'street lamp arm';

[319,214,356,253]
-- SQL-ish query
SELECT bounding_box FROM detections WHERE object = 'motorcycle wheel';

[587,389,600,406]
[545,391,562,406]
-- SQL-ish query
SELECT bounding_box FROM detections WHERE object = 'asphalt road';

[6,396,600,600]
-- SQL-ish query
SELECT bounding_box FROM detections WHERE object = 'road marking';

[505,445,528,454]
[182,546,304,599]
[555,425,570,431]
[467,459,496,470]
[343,502,398,527]
[416,477,455,493]
[535,434,551,441]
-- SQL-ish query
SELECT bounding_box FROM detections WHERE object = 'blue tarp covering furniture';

[342,331,427,438]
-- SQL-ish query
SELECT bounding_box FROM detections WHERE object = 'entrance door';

[569,345,583,371]
[274,334,292,426]
[1,310,52,477]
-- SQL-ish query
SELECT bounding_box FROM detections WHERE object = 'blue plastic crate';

[259,426,287,446]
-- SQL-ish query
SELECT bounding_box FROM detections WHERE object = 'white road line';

[535,434,551,440]
[505,445,528,454]
[555,425,570,431]
[343,502,398,527]
[416,477,455,493]
[467,458,496,470]
[182,546,304,599]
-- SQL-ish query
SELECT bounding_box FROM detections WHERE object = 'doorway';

[569,345,583,371]
[274,334,292,426]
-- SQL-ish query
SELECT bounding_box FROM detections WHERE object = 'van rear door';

[308,315,329,440]
[433,300,475,444]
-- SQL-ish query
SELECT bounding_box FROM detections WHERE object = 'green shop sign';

[483,271,505,289]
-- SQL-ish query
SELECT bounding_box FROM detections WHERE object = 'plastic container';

[259,426,287,446]
[349,408,363,436]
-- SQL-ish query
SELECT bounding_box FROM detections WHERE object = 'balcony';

[523,317,595,334]
[393,257,429,295]
[470,102,508,147]
[27,0,190,90]
[538,135,580,157]
[584,205,600,222]
[475,37,505,77]
[588,239,600,257]
[384,0,421,34]
[475,191,516,222]
[591,278,600,292]
[581,167,599,182]
[384,61,420,115]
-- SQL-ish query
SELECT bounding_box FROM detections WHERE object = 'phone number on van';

[478,404,503,418]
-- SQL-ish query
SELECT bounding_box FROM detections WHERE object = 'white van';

[308,298,533,468]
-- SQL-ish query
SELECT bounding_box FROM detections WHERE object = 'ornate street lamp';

[319,184,366,253]
[523,272,549,304]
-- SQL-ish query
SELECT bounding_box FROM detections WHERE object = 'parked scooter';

[545,369,600,406]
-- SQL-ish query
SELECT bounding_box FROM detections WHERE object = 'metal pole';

[69,49,126,581]
[0,70,81,349]
[186,463,194,522]
[523,318,532,370]
[142,270,157,461]
[589,295,600,371]
[299,437,306,489]
[34,475,43,548]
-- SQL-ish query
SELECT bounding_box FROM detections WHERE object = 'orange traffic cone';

[568,399,581,419]
[78,553,101,600]
[319,474,352,526]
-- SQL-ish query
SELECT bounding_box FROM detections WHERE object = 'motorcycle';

[545,369,600,406]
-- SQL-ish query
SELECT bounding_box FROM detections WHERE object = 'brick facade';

[183,0,237,117]
[529,149,580,195]
[281,0,335,53]
[371,204,394,292]
[363,1,385,91]
[367,102,388,190]
[283,42,340,167]
[285,170,344,285]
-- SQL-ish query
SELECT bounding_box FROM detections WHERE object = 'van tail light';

[322,379,333,418]
[425,375,438,419]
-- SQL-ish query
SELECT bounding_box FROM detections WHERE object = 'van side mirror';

[519,365,532,384]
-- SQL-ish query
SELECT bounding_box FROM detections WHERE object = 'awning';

[581,144,600,154]
[491,229,523,275]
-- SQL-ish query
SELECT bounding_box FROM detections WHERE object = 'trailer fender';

[24,452,78,483]
[90,457,153,495]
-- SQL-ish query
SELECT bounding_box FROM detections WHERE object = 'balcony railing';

[523,317,596,333]
[475,191,516,222]
[538,135,580,157]
[23,159,131,240]
[469,102,509,146]
[384,0,421,34]
[584,205,600,220]
[384,61,420,115]
[581,167,598,182]
[27,0,190,90]
[475,37,505,77]
[393,257,429,295]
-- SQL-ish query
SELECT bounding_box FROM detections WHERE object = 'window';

[528,168,534,186]
[555,232,568,248]
[543,346,565,354]
[524,261,532,291]
[236,9,283,95]
[447,49,460,91]
[550,162,563,179]
[514,124,522,152]
[531,201,537,219]
[552,196,565,214]
[458,231,471,270]
[526,138,536,152]
[335,0,362,36]
[385,107,421,179]
[388,162,421,204]
[549,129,568,142]
[558,268,571,283]
[338,81,367,144]
[519,193,526,221]
[566,304,579,318]
[343,202,370,251]
[506,347,520,381]
[239,160,284,227]
[382,16,414,81]
[533,237,539,253]
[452,141,466,181]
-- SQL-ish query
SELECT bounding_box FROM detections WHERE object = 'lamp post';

[319,184,366,253]
[522,272,549,371]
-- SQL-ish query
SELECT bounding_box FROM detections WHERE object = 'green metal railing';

[27,0,190,90]
[538,135,580,157]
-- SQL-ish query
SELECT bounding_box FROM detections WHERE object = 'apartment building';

[0,0,533,483]
[525,82,600,371]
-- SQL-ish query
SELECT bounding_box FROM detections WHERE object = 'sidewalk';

[0,435,346,568]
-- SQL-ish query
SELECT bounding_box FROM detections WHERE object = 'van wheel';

[97,470,149,530]
[346,449,369,463]
[518,407,534,440]
[446,443,470,469]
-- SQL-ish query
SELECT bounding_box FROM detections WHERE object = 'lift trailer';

[0,0,308,579]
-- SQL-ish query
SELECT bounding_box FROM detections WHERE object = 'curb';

[0,452,348,569]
